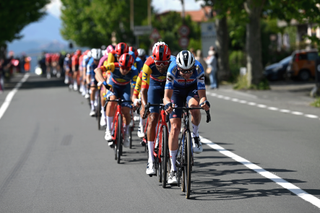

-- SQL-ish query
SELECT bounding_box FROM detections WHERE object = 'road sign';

[179,37,189,48]
[150,28,161,41]
[133,25,152,36]
[178,25,190,37]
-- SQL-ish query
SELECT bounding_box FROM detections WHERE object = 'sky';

[46,0,204,18]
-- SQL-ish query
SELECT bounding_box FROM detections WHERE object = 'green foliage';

[60,0,149,48]
[148,12,201,54]
[229,50,246,82]
[311,97,320,107]
[0,0,50,46]
[233,74,249,90]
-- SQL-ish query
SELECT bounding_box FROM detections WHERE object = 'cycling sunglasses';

[178,67,193,74]
[154,60,170,66]
[119,64,131,70]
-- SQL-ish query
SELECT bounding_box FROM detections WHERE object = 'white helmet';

[152,41,167,53]
[91,48,102,60]
[137,48,146,57]
[176,50,195,70]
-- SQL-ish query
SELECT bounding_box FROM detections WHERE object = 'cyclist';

[87,48,102,116]
[72,49,82,91]
[98,45,115,67]
[163,50,210,184]
[79,50,90,96]
[131,69,145,138]
[95,53,138,148]
[139,41,175,176]
[64,53,72,87]
[137,48,147,63]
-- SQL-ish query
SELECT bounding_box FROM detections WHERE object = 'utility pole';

[180,0,185,23]
[130,0,134,31]
[148,0,151,26]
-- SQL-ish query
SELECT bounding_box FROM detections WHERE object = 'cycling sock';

[139,118,144,131]
[125,125,130,135]
[192,123,199,137]
[90,100,95,111]
[148,141,154,163]
[101,106,106,117]
[106,116,113,132]
[170,150,178,172]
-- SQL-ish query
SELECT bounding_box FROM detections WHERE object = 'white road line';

[0,73,29,120]
[208,92,319,121]
[200,136,320,209]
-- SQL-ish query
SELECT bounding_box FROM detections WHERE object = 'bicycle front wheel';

[117,113,122,164]
[183,129,192,199]
[161,125,169,188]
[97,93,101,130]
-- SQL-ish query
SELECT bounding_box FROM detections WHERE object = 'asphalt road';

[0,73,319,213]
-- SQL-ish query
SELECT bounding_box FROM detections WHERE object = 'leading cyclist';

[139,42,175,176]
[163,50,210,184]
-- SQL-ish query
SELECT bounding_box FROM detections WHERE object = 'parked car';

[264,55,292,81]
[286,49,318,81]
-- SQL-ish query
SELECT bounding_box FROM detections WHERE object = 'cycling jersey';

[64,56,71,72]
[101,62,138,108]
[165,60,205,90]
[165,59,206,118]
[72,54,80,71]
[129,51,144,72]
[141,55,176,89]
[101,62,138,88]
[133,71,143,97]
[98,54,108,67]
[86,57,98,86]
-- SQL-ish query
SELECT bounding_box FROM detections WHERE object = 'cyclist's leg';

[120,85,132,148]
[89,77,98,116]
[167,89,185,183]
[187,88,203,153]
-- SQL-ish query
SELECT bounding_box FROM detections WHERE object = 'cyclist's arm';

[94,63,115,83]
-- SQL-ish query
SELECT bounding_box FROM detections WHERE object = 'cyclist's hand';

[200,100,210,111]
[141,105,149,119]
[103,81,113,92]
[164,103,173,115]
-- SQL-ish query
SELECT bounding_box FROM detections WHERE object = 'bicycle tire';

[158,131,162,183]
[117,113,122,164]
[185,129,192,199]
[129,125,133,149]
[178,132,185,192]
[162,125,169,188]
[97,93,101,130]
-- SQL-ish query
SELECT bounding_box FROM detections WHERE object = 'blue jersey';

[165,60,206,90]
[102,62,138,88]
[129,50,144,72]
[86,57,98,78]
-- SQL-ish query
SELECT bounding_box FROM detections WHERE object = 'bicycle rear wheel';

[183,129,192,198]
[117,113,122,164]
[161,125,169,188]
[96,93,101,130]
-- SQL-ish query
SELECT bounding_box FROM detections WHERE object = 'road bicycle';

[105,98,132,164]
[143,103,170,188]
[174,106,211,199]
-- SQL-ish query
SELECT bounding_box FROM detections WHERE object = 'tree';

[0,0,50,58]
[60,0,149,48]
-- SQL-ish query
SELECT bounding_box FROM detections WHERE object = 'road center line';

[0,73,29,120]
[200,136,320,209]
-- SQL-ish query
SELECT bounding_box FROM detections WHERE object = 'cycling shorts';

[106,82,131,108]
[148,84,165,113]
[169,83,199,119]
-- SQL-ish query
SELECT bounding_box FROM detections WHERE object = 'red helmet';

[115,42,129,56]
[152,44,171,62]
[129,46,138,58]
[119,53,134,69]
[76,49,82,56]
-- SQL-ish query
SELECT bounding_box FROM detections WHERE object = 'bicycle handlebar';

[143,103,211,123]
[104,99,133,108]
